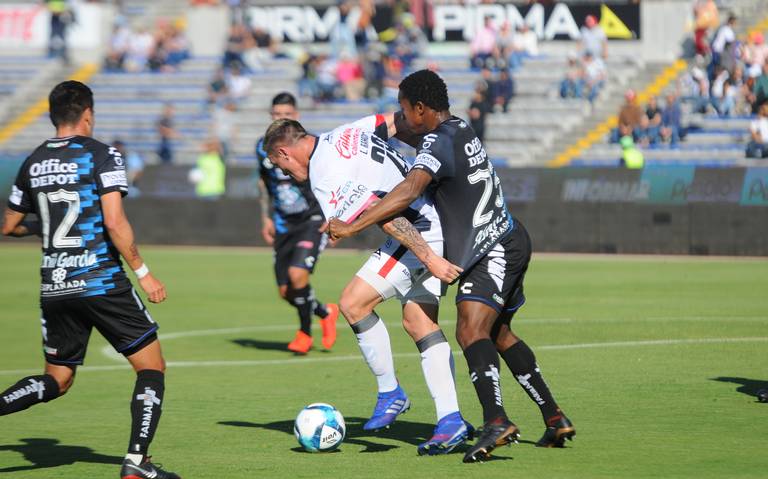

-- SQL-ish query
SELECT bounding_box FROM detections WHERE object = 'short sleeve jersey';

[256,136,323,231]
[7,136,132,302]
[309,115,442,243]
[411,117,513,270]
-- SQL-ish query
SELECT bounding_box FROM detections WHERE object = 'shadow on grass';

[0,438,122,473]
[711,376,768,400]
[230,338,290,352]
[219,416,482,455]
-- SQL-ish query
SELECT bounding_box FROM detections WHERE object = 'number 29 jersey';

[309,115,442,244]
[411,117,513,271]
[7,136,132,302]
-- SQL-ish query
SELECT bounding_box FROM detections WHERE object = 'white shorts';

[356,237,446,304]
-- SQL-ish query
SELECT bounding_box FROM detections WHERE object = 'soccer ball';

[294,403,346,452]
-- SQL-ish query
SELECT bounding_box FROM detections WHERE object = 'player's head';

[398,69,450,134]
[271,92,298,121]
[49,80,94,135]
[263,118,310,181]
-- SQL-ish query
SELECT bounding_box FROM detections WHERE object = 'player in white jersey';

[263,113,471,455]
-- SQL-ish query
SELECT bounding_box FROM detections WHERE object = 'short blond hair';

[263,118,307,158]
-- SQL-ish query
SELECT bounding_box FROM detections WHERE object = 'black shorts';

[456,221,532,322]
[273,219,327,286]
[40,289,159,365]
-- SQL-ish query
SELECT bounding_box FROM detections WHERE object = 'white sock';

[418,334,460,422]
[125,453,144,465]
[352,312,398,393]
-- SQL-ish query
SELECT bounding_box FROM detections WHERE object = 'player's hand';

[319,221,340,247]
[424,254,463,284]
[328,217,354,241]
[261,217,275,246]
[139,273,167,303]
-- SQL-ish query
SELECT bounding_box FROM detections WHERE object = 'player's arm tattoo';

[257,179,270,220]
[380,216,434,264]
[127,243,141,263]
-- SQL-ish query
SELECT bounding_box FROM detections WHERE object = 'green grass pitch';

[0,244,766,478]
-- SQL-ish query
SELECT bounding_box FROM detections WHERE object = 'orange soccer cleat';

[287,330,313,354]
[319,303,339,350]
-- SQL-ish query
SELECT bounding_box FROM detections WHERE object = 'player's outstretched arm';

[380,216,462,284]
[101,191,167,303]
[328,169,432,241]
[2,208,40,237]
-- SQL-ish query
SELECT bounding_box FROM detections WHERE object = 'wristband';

[133,263,149,279]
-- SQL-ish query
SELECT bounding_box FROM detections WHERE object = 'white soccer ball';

[294,403,346,452]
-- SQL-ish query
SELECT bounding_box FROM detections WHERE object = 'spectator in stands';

[612,89,643,143]
[191,139,226,199]
[113,139,145,196]
[497,22,515,69]
[746,103,768,158]
[710,66,735,117]
[468,87,489,142]
[579,15,607,59]
[213,101,237,162]
[742,32,768,79]
[162,23,191,71]
[376,53,403,112]
[693,0,718,55]
[470,15,497,69]
[681,54,710,113]
[222,23,251,71]
[389,13,427,68]
[124,24,155,72]
[47,0,73,63]
[709,14,736,78]
[207,68,229,109]
[104,21,131,72]
[495,68,514,113]
[156,103,179,164]
[582,51,606,104]
[330,1,357,58]
[645,96,663,140]
[747,63,768,114]
[661,92,683,145]
[635,114,658,147]
[316,54,339,102]
[354,0,375,50]
[509,23,539,69]
[226,65,252,103]
[298,52,320,101]
[560,53,584,99]
[479,68,496,113]
[247,27,279,71]
[336,52,365,101]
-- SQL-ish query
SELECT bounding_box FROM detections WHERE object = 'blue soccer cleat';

[363,385,410,431]
[417,412,475,455]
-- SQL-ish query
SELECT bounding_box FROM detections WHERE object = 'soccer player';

[1,81,180,479]
[255,92,339,354]
[263,113,472,455]
[327,70,576,462]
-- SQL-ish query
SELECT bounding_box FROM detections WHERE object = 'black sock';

[464,339,507,423]
[287,285,313,335]
[500,340,561,424]
[0,375,59,416]
[128,369,165,456]
[313,294,329,319]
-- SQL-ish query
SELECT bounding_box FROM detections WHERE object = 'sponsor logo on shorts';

[492,293,504,305]
[44,346,58,356]
[297,241,314,249]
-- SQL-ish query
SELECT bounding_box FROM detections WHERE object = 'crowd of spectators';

[611,89,684,147]
[104,18,190,73]
[559,15,608,104]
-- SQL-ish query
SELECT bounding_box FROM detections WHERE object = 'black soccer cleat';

[462,417,520,463]
[536,414,576,448]
[120,457,181,479]
[757,389,768,403]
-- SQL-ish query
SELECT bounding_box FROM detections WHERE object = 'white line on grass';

[97,315,767,362]
[1,336,765,377]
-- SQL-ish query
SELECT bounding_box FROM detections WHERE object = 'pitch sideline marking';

[2,336,765,377]
[96,315,768,363]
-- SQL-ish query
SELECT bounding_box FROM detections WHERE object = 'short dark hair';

[398,69,449,111]
[49,80,93,128]
[272,92,297,107]
[263,118,307,157]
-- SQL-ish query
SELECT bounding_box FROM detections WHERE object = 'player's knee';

[455,322,483,349]
[287,268,309,289]
[54,374,75,395]
[338,294,366,323]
